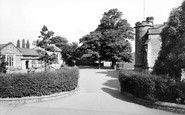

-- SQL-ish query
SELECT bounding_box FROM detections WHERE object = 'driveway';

[0,68,179,115]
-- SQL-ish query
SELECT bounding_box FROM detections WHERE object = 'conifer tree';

[26,40,30,48]
[22,39,25,48]
[16,39,20,48]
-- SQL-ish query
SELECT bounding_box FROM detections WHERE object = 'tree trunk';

[98,59,101,69]
[111,60,116,69]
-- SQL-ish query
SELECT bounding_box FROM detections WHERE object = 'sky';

[0,0,183,50]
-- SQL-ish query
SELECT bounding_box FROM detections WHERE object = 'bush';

[0,55,7,73]
[119,70,156,101]
[0,66,79,98]
[119,70,185,104]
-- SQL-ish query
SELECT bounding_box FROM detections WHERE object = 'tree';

[153,1,185,80]
[80,9,134,68]
[49,35,80,66]
[50,35,68,45]
[26,40,30,48]
[37,25,57,71]
[55,39,79,66]
[22,39,26,48]
[58,42,78,66]
[32,39,40,47]
[16,39,20,48]
[80,31,102,68]
[63,42,79,66]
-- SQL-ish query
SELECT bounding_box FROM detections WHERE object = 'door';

[26,61,29,69]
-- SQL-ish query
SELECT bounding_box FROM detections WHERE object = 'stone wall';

[1,43,23,70]
[15,55,22,69]
[147,35,161,70]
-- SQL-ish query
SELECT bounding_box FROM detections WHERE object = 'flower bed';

[0,66,79,98]
[119,70,185,104]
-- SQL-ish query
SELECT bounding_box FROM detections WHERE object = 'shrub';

[119,70,156,101]
[0,66,79,98]
[119,69,185,104]
[0,55,7,73]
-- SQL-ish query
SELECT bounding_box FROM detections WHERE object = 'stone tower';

[134,19,153,72]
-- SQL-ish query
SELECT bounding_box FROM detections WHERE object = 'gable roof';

[0,44,6,50]
[18,48,39,56]
[148,24,166,35]
[0,42,22,53]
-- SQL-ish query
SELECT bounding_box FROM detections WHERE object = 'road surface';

[0,68,179,115]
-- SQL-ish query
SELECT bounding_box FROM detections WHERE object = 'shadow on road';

[103,79,119,89]
[98,70,154,108]
[97,70,134,103]
[102,87,134,103]
[96,70,119,78]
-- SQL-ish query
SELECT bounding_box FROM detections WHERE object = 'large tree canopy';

[153,1,185,80]
[80,9,134,67]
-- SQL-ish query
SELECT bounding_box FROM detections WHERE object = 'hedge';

[119,70,185,104]
[0,66,79,98]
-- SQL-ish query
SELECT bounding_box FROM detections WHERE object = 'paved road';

[0,69,179,115]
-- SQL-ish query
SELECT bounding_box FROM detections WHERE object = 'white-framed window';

[6,55,14,66]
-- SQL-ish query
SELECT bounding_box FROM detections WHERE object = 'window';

[6,55,14,66]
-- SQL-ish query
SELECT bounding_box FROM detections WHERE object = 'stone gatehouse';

[134,18,165,72]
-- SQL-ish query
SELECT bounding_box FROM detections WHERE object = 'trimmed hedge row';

[119,70,185,104]
[0,66,79,98]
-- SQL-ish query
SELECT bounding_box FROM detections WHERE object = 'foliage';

[80,9,134,68]
[0,66,79,98]
[32,39,40,47]
[53,36,80,66]
[16,39,20,48]
[35,33,80,66]
[26,40,30,48]
[22,39,26,48]
[0,54,7,74]
[119,70,185,104]
[80,31,102,67]
[153,1,185,80]
[51,35,68,45]
[38,50,58,65]
[60,42,80,66]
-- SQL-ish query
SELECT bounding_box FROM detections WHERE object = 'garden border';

[121,91,185,114]
[0,86,79,106]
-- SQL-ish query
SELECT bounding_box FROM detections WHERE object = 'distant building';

[18,48,40,69]
[134,18,165,72]
[0,42,63,71]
